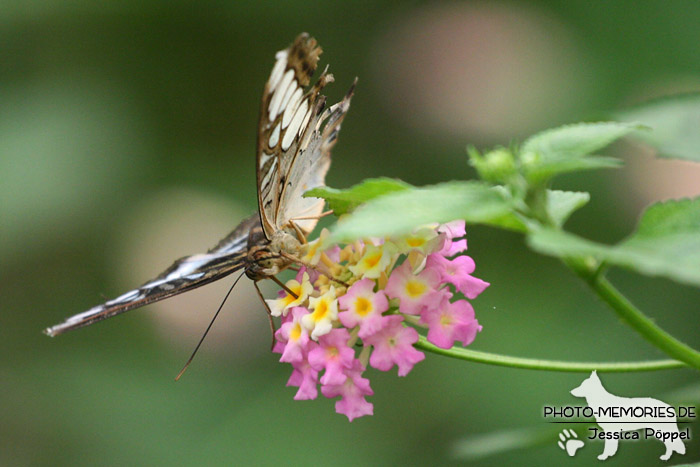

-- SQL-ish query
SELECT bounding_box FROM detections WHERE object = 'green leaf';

[614,93,700,162]
[522,121,643,159]
[329,181,512,242]
[480,212,528,232]
[522,155,623,183]
[519,122,642,182]
[469,186,527,232]
[527,198,700,287]
[546,190,590,228]
[304,177,412,216]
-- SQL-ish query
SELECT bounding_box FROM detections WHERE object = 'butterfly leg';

[287,211,334,244]
[288,220,308,245]
[253,280,278,351]
[289,210,333,222]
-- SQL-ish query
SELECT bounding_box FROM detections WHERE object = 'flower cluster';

[267,220,489,421]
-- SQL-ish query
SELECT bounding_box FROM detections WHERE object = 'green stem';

[414,336,685,372]
[564,256,700,371]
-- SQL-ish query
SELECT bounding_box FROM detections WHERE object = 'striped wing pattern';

[44,215,259,336]
[257,33,355,237]
[45,33,355,336]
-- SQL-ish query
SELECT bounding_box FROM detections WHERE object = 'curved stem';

[414,336,686,373]
[564,257,700,371]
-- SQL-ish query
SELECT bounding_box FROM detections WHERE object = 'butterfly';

[44,33,355,337]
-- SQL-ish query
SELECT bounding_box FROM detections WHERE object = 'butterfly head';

[245,228,302,281]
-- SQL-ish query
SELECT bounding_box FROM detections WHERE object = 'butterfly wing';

[46,34,355,336]
[44,214,259,336]
[257,33,355,237]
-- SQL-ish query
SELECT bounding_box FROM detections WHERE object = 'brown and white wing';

[256,33,355,237]
[44,215,260,336]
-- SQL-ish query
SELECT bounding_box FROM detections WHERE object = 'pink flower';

[426,254,490,299]
[421,297,482,349]
[438,220,468,257]
[321,360,373,421]
[269,217,488,420]
[363,315,425,376]
[275,307,311,364]
[385,261,441,315]
[287,357,320,400]
[273,311,296,354]
[338,279,388,338]
[308,328,356,386]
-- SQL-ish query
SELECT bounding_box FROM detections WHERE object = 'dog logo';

[570,371,686,461]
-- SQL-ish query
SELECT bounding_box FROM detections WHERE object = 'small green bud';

[519,150,540,169]
[469,146,516,183]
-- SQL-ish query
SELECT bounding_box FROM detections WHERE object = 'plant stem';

[414,336,685,372]
[564,256,700,371]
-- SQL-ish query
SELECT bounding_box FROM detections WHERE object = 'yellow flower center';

[290,323,302,341]
[363,252,383,268]
[406,237,425,248]
[306,243,319,257]
[282,284,302,306]
[405,280,427,298]
[314,299,329,320]
[355,297,372,316]
[440,314,453,326]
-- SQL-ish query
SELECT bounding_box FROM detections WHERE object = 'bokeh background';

[3,1,700,465]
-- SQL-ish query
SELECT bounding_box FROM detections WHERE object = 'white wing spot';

[269,69,294,121]
[108,289,141,304]
[278,82,297,120]
[268,123,281,148]
[259,152,273,169]
[282,100,308,150]
[282,88,303,129]
[268,51,287,90]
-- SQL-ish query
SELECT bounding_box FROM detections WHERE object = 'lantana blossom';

[338,279,388,338]
[321,360,374,422]
[308,328,355,385]
[396,226,443,255]
[287,358,319,400]
[420,293,482,349]
[301,228,330,265]
[349,242,397,279]
[385,261,441,315]
[302,285,339,340]
[275,307,311,364]
[426,253,490,299]
[438,220,468,257]
[363,315,425,376]
[268,219,488,420]
[266,272,313,317]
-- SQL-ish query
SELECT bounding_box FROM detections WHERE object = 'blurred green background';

[3,1,700,465]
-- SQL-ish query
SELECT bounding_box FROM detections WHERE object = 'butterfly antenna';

[174,270,246,381]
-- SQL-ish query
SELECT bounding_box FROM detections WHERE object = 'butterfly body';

[44,33,354,337]
[244,224,301,280]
